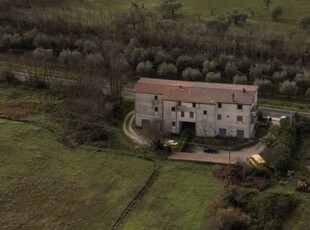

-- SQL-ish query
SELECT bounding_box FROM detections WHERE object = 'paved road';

[12,71,310,118]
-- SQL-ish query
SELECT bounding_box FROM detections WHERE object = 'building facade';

[134,78,259,139]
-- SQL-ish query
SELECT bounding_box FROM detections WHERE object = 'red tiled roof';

[134,78,258,105]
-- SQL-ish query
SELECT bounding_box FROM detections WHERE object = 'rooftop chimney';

[243,88,246,93]
[232,93,235,101]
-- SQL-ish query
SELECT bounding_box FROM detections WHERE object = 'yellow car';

[163,140,179,149]
[248,154,266,167]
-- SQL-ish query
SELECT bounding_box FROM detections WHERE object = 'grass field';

[120,162,221,229]
[78,0,310,22]
[0,118,154,229]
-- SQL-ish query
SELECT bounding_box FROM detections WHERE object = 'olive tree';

[136,61,154,76]
[233,75,247,84]
[205,72,221,82]
[182,67,202,81]
[279,80,298,99]
[297,15,310,30]
[254,79,273,95]
[263,0,272,7]
[157,62,178,78]
[227,8,248,25]
[271,4,283,21]
[158,0,182,19]
[58,49,83,68]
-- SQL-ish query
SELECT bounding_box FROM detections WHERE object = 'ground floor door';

[219,128,227,137]
[237,130,244,139]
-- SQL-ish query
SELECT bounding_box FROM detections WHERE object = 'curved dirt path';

[123,110,151,147]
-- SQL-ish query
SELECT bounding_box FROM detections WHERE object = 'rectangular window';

[237,116,243,123]
[193,103,196,108]
[190,112,194,118]
[178,101,182,106]
[172,107,176,111]
[172,121,176,126]
[154,95,158,100]
[218,103,222,108]
[155,107,158,112]
[203,110,207,115]
[237,104,243,110]
[217,114,222,120]
[181,111,185,117]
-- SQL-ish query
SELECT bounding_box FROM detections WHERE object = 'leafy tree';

[170,47,182,61]
[158,0,182,19]
[249,66,263,81]
[279,80,298,99]
[182,67,202,81]
[129,47,152,67]
[238,56,252,74]
[75,39,98,54]
[207,15,231,33]
[254,79,273,95]
[136,61,154,76]
[263,0,272,7]
[33,33,52,49]
[84,53,106,72]
[157,62,178,78]
[154,50,172,67]
[261,32,284,49]
[271,4,283,21]
[218,54,234,70]
[32,47,54,62]
[205,72,221,82]
[295,71,310,99]
[202,60,218,74]
[53,34,72,50]
[176,55,194,71]
[208,4,217,16]
[297,15,310,30]
[227,8,248,25]
[305,88,310,99]
[58,49,83,68]
[225,62,239,78]
[0,33,22,49]
[272,70,287,84]
[233,75,247,84]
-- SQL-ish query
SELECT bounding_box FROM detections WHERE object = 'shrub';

[238,56,252,74]
[75,39,98,54]
[84,53,105,70]
[58,49,83,67]
[215,208,251,229]
[218,54,234,70]
[53,35,73,50]
[249,66,263,81]
[153,50,172,67]
[32,47,54,62]
[272,70,287,84]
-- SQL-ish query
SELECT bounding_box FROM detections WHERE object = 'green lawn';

[120,162,222,230]
[0,118,154,229]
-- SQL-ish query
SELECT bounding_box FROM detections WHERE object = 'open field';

[120,162,221,229]
[76,0,310,22]
[0,118,154,229]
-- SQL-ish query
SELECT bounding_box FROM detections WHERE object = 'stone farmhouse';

[134,78,259,139]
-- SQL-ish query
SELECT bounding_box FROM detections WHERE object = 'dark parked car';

[203,146,218,153]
